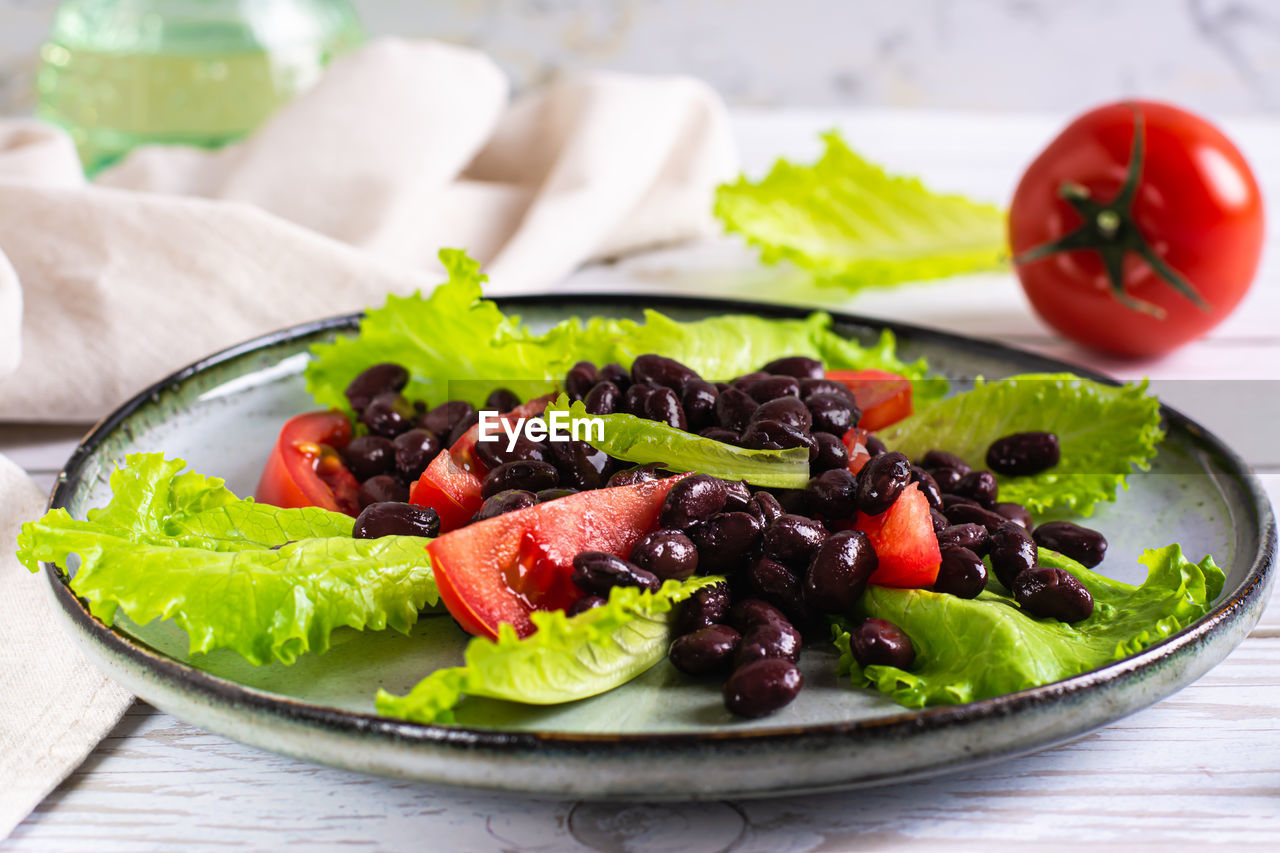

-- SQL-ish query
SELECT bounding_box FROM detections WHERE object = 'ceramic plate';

[39,296,1276,799]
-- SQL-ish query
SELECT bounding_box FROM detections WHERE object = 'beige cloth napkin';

[0,38,735,836]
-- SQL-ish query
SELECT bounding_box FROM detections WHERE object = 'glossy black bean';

[746,491,785,527]
[988,521,1038,589]
[600,362,631,390]
[1032,521,1107,568]
[669,625,741,676]
[740,419,816,455]
[728,599,791,633]
[420,400,476,440]
[690,511,764,573]
[811,431,850,473]
[942,502,1008,532]
[800,377,857,404]
[357,475,408,508]
[624,383,656,416]
[481,460,559,498]
[345,363,409,412]
[714,387,760,432]
[762,514,829,568]
[865,435,887,456]
[583,380,621,416]
[343,435,396,481]
[547,439,613,490]
[745,375,801,403]
[484,388,522,412]
[941,493,980,510]
[987,431,1061,476]
[731,371,770,390]
[953,469,998,507]
[848,618,915,669]
[750,396,812,431]
[565,361,600,401]
[936,523,990,555]
[643,386,689,430]
[714,481,747,512]
[803,530,878,613]
[910,466,944,511]
[632,354,698,390]
[699,426,741,445]
[361,392,416,437]
[446,411,480,447]
[760,355,824,379]
[734,621,803,667]
[352,501,440,539]
[680,379,719,431]
[473,432,547,470]
[933,546,988,599]
[391,429,442,483]
[473,489,536,522]
[571,551,660,595]
[922,449,971,474]
[630,529,699,581]
[993,501,1034,531]
[723,658,803,718]
[567,595,607,616]
[856,451,912,516]
[607,462,667,488]
[535,487,578,503]
[806,393,859,436]
[930,465,964,493]
[675,581,731,634]
[929,507,949,534]
[805,469,859,519]
[743,557,803,614]
[660,474,729,530]
[1014,566,1094,622]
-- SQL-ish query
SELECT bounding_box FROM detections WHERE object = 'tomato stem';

[1014,104,1211,320]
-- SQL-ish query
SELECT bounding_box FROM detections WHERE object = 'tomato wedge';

[853,483,941,588]
[841,427,872,475]
[427,476,684,639]
[410,396,552,533]
[256,410,361,516]
[827,369,913,431]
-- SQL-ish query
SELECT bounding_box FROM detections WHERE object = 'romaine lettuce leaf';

[376,576,717,724]
[835,545,1223,708]
[879,373,1163,515]
[715,131,1007,291]
[16,454,438,665]
[543,395,810,488]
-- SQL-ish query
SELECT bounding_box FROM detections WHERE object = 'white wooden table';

[3,111,1279,849]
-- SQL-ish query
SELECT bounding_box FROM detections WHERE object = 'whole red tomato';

[1009,101,1264,358]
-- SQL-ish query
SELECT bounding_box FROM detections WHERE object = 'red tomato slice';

[256,410,361,516]
[827,369,913,431]
[841,427,872,475]
[410,395,553,533]
[853,483,941,588]
[427,476,684,639]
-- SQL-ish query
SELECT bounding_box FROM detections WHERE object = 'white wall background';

[3,0,1280,115]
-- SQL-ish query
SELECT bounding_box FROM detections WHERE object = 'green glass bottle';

[36,0,365,173]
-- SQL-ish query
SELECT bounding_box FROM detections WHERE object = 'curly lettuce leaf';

[715,131,1007,291]
[835,545,1223,708]
[543,395,810,488]
[376,576,717,725]
[879,373,1163,515]
[304,248,943,412]
[16,453,438,665]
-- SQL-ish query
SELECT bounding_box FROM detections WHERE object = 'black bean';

[745,375,801,403]
[1014,566,1094,622]
[473,489,537,522]
[943,502,1008,532]
[936,523,990,555]
[536,487,578,503]
[352,501,440,539]
[849,618,915,669]
[774,488,810,515]
[660,474,729,530]
[988,521,1038,589]
[731,371,769,390]
[392,429,442,483]
[941,493,980,511]
[571,551,660,595]
[805,469,859,519]
[343,435,396,481]
[804,530,878,613]
[734,621,803,667]
[420,400,476,441]
[760,355,824,379]
[923,449,971,474]
[931,466,964,493]
[987,431,1061,476]
[865,435,888,456]
[567,595,607,616]
[357,475,408,508]
[681,379,720,431]
[361,392,416,438]
[546,439,613,490]
[624,383,656,416]
[630,529,699,581]
[801,377,857,404]
[728,599,791,633]
[746,491,785,527]
[564,361,600,401]
[809,432,848,473]
[993,501,1034,531]
[690,512,764,573]
[1032,521,1107,568]
[699,427,741,445]
[607,462,667,488]
[740,419,816,455]
[723,658,803,718]
[953,470,999,507]
[669,625,741,676]
[807,393,859,436]
[600,362,631,390]
[933,546,988,598]
[714,387,760,432]
[675,581,731,634]
[473,432,547,470]
[743,557,803,614]
[345,363,409,412]
[446,411,480,447]
[909,466,944,511]
[763,514,829,568]
[643,386,689,430]
[856,451,912,516]
[632,354,698,390]
[583,381,621,415]
[929,507,949,534]
[484,388,522,412]
[750,396,813,431]
[481,460,559,498]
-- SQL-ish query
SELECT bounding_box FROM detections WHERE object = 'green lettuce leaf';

[543,395,810,488]
[715,131,1007,291]
[304,248,943,412]
[879,373,1163,515]
[16,453,438,665]
[835,545,1223,708]
[376,576,717,724]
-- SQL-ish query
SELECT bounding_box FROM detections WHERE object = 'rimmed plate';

[39,295,1276,799]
